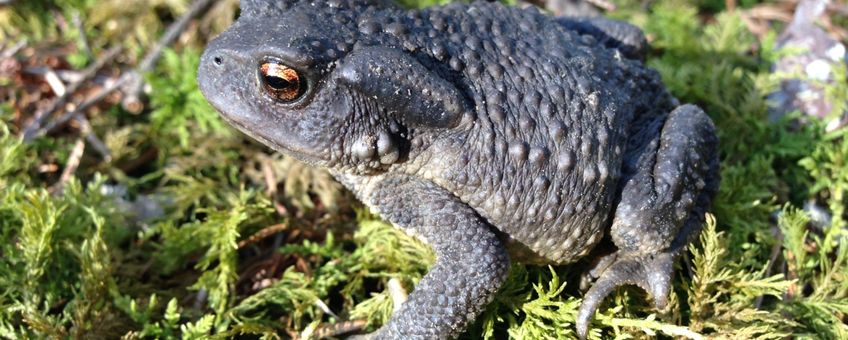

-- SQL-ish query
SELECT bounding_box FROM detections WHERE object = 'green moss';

[146,48,228,150]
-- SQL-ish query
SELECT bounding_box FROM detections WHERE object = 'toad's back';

[386,2,678,263]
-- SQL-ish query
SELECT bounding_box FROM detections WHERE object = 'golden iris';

[260,62,303,102]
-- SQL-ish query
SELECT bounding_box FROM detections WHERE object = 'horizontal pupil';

[266,75,294,90]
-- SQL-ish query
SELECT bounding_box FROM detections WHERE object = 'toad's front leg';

[347,175,511,339]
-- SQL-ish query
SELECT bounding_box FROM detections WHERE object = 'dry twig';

[38,74,129,138]
[238,223,289,249]
[260,156,289,216]
[120,0,217,113]
[585,0,616,11]
[71,12,93,60]
[742,0,848,40]
[24,0,217,140]
[75,116,112,161]
[43,70,67,96]
[262,157,278,197]
[21,45,122,141]
[308,320,368,340]
[49,138,85,195]
[1,40,27,58]
[741,4,794,38]
[725,0,737,12]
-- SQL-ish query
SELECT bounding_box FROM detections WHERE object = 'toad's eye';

[260,62,303,102]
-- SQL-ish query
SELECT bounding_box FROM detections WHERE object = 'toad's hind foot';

[574,104,718,339]
[576,252,674,340]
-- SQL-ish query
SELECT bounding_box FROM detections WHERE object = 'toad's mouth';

[215,109,328,166]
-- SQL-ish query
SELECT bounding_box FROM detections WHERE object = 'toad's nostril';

[213,56,223,66]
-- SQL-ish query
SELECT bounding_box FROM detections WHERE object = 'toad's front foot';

[343,175,511,340]
[576,251,674,339]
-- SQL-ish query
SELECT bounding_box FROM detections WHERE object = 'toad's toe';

[576,251,674,339]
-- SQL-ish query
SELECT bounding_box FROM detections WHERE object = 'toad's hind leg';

[555,17,647,60]
[576,104,719,339]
